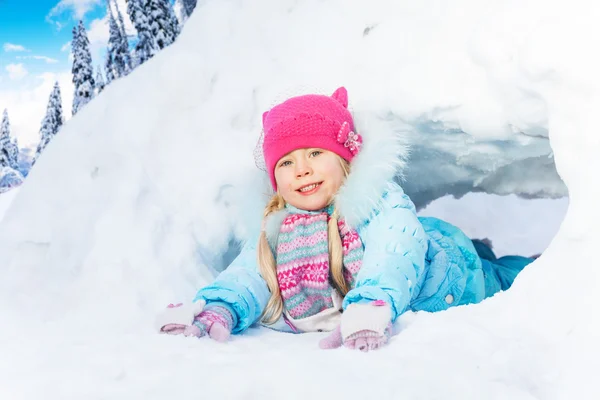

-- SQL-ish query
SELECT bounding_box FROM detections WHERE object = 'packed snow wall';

[0,0,596,398]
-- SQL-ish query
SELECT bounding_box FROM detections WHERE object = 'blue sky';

[0,0,112,90]
[0,0,141,146]
[0,0,179,147]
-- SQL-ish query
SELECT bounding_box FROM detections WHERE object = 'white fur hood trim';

[334,111,411,228]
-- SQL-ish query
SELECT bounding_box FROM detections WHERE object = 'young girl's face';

[274,148,345,211]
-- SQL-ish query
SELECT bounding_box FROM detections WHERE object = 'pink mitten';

[156,301,234,343]
[319,324,393,351]
[343,323,392,351]
[188,305,235,342]
[319,300,392,352]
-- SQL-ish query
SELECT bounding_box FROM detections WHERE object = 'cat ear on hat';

[331,87,348,109]
[262,111,269,125]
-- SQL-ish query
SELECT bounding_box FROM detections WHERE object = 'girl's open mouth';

[297,182,323,195]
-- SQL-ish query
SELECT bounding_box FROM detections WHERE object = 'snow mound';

[0,0,597,398]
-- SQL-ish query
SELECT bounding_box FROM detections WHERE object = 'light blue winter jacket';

[194,181,489,334]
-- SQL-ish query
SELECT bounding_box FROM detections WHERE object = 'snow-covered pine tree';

[71,21,95,115]
[129,51,140,69]
[8,135,19,170]
[96,66,106,93]
[0,111,19,170]
[126,0,157,65]
[147,0,180,50]
[114,0,132,74]
[0,109,11,168]
[34,82,64,164]
[105,50,115,84]
[181,0,197,21]
[107,6,121,78]
[107,3,131,79]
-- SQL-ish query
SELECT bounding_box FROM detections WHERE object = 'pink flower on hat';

[261,87,362,190]
[337,121,363,156]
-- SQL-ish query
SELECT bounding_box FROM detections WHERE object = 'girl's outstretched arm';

[193,234,270,334]
[343,184,428,322]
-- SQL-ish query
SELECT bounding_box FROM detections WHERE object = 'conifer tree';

[71,21,95,115]
[35,82,64,163]
[8,135,19,170]
[0,109,12,168]
[107,3,131,79]
[147,0,180,50]
[106,6,120,78]
[96,66,106,93]
[114,0,132,74]
[181,0,197,20]
[105,50,115,84]
[126,0,156,65]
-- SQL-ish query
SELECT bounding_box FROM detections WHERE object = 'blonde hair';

[258,157,351,324]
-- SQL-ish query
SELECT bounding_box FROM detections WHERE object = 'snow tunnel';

[0,0,595,398]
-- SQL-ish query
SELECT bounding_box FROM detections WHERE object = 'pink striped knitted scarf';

[276,205,364,320]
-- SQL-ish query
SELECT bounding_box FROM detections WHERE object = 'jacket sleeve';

[342,184,428,322]
[193,234,270,334]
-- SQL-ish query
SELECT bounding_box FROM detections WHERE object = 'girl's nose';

[295,162,313,178]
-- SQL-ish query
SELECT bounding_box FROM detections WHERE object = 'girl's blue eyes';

[279,151,322,167]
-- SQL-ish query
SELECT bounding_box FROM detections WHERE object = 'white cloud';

[47,0,103,21]
[0,71,74,147]
[6,64,28,81]
[86,16,109,64]
[3,43,29,52]
[87,16,110,46]
[16,56,60,64]
[61,41,76,63]
[32,56,60,64]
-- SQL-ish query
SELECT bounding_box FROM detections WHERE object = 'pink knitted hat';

[261,87,362,190]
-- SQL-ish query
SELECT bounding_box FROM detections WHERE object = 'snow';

[0,187,19,222]
[418,193,568,258]
[0,0,597,398]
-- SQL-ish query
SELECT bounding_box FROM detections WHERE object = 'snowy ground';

[1,0,598,399]
[0,187,19,223]
[0,192,570,399]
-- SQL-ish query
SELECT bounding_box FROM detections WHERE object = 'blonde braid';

[329,157,352,296]
[258,193,286,324]
[328,208,349,296]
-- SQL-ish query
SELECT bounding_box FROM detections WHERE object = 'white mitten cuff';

[154,300,206,332]
[340,302,392,341]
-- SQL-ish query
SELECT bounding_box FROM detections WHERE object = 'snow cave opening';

[206,124,569,285]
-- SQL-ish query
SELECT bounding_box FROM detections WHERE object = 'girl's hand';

[319,324,392,352]
[319,300,392,352]
[344,327,392,351]
[157,302,233,343]
[161,308,232,342]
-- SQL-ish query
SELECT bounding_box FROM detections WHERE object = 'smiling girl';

[156,87,534,352]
